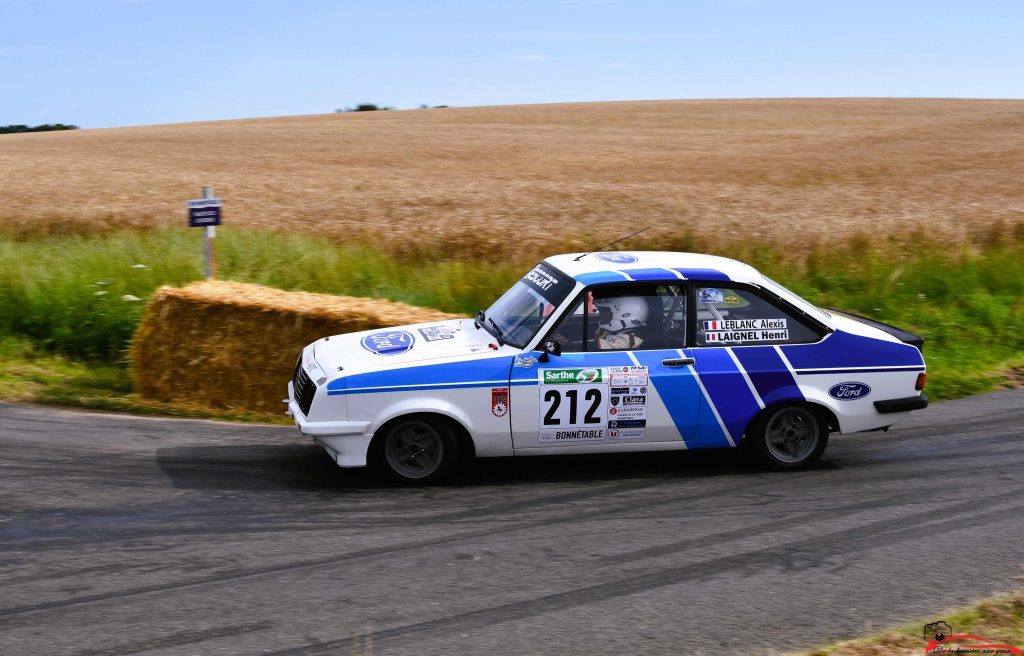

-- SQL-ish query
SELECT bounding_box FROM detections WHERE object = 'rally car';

[287,251,928,482]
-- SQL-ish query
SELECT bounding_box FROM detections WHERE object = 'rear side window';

[695,286,821,346]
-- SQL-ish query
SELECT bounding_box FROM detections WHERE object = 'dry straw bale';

[130,281,458,412]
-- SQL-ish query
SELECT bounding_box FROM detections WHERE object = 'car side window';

[695,285,821,346]
[547,284,686,352]
[546,298,587,352]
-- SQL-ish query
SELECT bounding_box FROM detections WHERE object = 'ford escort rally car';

[287,251,928,482]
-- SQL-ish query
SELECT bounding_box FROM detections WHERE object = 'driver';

[595,296,648,350]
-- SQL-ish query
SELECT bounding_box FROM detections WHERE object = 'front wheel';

[374,416,460,484]
[746,405,829,470]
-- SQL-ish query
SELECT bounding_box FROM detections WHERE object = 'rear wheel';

[375,416,460,483]
[747,404,828,470]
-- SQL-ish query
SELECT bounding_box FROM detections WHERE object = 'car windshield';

[483,263,573,348]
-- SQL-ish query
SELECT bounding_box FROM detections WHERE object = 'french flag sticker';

[704,321,719,330]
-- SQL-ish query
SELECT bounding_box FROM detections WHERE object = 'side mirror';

[537,340,561,363]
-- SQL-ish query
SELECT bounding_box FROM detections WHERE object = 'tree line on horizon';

[0,124,79,134]
[335,103,448,112]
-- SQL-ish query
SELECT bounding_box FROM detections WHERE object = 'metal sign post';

[187,187,223,280]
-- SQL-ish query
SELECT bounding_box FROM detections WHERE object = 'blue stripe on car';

[781,331,925,370]
[630,350,701,445]
[795,366,925,375]
[336,379,536,395]
[575,271,630,285]
[692,347,762,446]
[693,384,732,448]
[672,267,730,281]
[730,346,806,406]
[617,268,683,281]
[327,356,515,396]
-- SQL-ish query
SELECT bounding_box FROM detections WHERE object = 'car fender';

[795,385,846,432]
[369,393,515,458]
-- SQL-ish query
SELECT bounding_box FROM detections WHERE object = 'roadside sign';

[188,187,221,280]
[187,197,223,227]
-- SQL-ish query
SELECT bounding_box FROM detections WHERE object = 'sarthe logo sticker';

[923,620,1023,654]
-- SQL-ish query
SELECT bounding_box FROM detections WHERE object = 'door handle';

[662,357,695,367]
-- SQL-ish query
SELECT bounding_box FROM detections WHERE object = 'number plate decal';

[538,367,648,442]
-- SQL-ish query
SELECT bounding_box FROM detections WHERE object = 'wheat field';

[2,99,1022,255]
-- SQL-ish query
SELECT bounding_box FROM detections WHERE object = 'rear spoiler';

[826,309,925,351]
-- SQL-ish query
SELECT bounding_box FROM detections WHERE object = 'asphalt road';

[1,390,1022,656]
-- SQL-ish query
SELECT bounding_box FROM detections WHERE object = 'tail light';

[915,373,927,391]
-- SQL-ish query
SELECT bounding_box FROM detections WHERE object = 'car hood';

[312,318,498,376]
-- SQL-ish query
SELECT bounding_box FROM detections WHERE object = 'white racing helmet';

[596,296,649,332]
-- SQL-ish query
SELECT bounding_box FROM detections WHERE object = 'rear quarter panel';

[780,330,926,434]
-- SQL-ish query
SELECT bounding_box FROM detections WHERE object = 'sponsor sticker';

[303,351,322,375]
[699,288,724,304]
[610,405,646,420]
[703,319,788,342]
[828,382,871,400]
[606,419,647,429]
[539,428,606,442]
[418,326,456,341]
[594,252,638,264]
[514,354,538,368]
[541,368,603,385]
[523,266,560,292]
[537,366,650,443]
[705,329,790,342]
[491,387,509,417]
[704,318,787,331]
[360,330,415,356]
[724,294,741,305]
[609,365,648,387]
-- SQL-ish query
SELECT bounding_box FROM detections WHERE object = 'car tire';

[373,416,460,484]
[746,404,829,471]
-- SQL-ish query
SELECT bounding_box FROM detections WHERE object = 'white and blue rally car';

[287,252,928,482]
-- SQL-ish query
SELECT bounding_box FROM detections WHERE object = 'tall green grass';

[0,229,525,360]
[0,228,1021,400]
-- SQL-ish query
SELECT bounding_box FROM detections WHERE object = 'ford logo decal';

[361,330,415,356]
[594,252,638,264]
[828,382,871,400]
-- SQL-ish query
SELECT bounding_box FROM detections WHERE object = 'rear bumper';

[874,395,929,414]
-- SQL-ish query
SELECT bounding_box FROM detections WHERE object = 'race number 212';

[542,388,603,426]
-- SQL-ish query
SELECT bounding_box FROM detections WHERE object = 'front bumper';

[287,398,370,436]
[287,380,370,436]
[874,394,929,414]
[286,382,373,467]
[288,399,373,468]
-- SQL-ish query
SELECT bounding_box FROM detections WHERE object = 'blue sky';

[1,0,1021,128]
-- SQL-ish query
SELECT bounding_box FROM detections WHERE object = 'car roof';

[544,251,761,285]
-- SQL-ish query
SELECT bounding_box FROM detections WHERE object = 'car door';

[510,283,700,451]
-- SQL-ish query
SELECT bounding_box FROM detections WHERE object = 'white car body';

[287,252,927,470]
